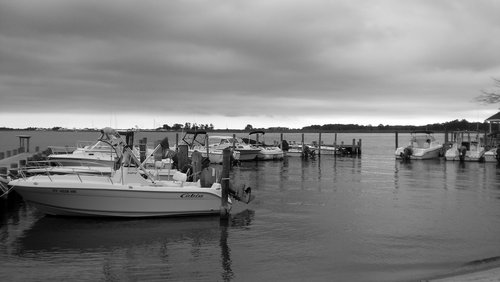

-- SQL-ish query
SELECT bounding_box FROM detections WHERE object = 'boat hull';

[484,150,498,163]
[256,148,284,160]
[444,149,485,162]
[395,146,443,160]
[235,149,260,161]
[11,177,226,217]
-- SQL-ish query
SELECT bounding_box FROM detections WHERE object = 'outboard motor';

[281,140,289,151]
[400,146,412,161]
[229,184,254,204]
[459,145,467,162]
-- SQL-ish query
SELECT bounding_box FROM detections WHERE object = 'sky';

[1,0,500,130]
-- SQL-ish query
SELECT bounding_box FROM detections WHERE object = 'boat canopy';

[249,130,265,135]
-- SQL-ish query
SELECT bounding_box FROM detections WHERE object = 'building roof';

[486,112,500,122]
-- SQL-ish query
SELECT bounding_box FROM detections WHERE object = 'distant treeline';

[296,119,489,132]
[0,119,491,133]
[298,119,490,133]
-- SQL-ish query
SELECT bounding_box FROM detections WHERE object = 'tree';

[172,123,183,130]
[476,78,500,104]
[245,124,253,131]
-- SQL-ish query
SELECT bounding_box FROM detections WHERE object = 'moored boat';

[484,131,500,163]
[245,131,284,161]
[395,131,443,160]
[8,128,253,217]
[444,131,485,162]
[208,135,260,161]
[181,131,240,164]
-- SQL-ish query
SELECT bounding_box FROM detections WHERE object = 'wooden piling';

[205,134,210,161]
[220,148,231,219]
[176,133,179,150]
[301,133,305,155]
[139,140,147,163]
[318,132,322,156]
[191,151,203,182]
[177,144,189,170]
[395,131,399,149]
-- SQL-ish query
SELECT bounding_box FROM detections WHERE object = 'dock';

[0,135,43,171]
[279,132,362,157]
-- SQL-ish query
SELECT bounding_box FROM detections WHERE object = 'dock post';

[358,139,362,155]
[395,132,399,149]
[220,148,231,219]
[318,132,322,156]
[232,134,236,149]
[139,138,147,163]
[177,144,189,171]
[301,133,305,156]
[280,133,283,148]
[191,151,202,182]
[176,133,179,150]
[205,135,210,162]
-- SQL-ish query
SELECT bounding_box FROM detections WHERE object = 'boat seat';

[172,171,187,183]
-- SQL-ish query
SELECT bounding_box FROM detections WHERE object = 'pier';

[0,135,44,174]
[279,132,362,157]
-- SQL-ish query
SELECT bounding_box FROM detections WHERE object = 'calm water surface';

[2,132,500,281]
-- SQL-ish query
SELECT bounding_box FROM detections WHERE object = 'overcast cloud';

[1,0,500,129]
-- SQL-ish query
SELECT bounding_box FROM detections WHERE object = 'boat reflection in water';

[15,209,254,281]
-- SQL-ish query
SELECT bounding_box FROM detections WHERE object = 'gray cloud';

[1,0,500,128]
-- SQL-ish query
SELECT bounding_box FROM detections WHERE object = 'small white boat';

[208,136,260,161]
[315,145,337,155]
[395,131,443,160]
[47,138,122,168]
[181,131,240,164]
[246,131,284,161]
[34,131,174,180]
[444,131,485,162]
[284,142,316,157]
[9,128,253,217]
[484,131,500,163]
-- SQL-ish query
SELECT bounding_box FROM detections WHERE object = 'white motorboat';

[395,131,443,160]
[284,142,316,157]
[208,136,260,161]
[484,131,500,163]
[47,139,120,167]
[315,145,337,155]
[444,131,485,162]
[8,128,253,217]
[246,131,284,161]
[181,131,240,164]
[44,131,175,179]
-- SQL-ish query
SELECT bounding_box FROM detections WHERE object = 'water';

[2,131,500,281]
